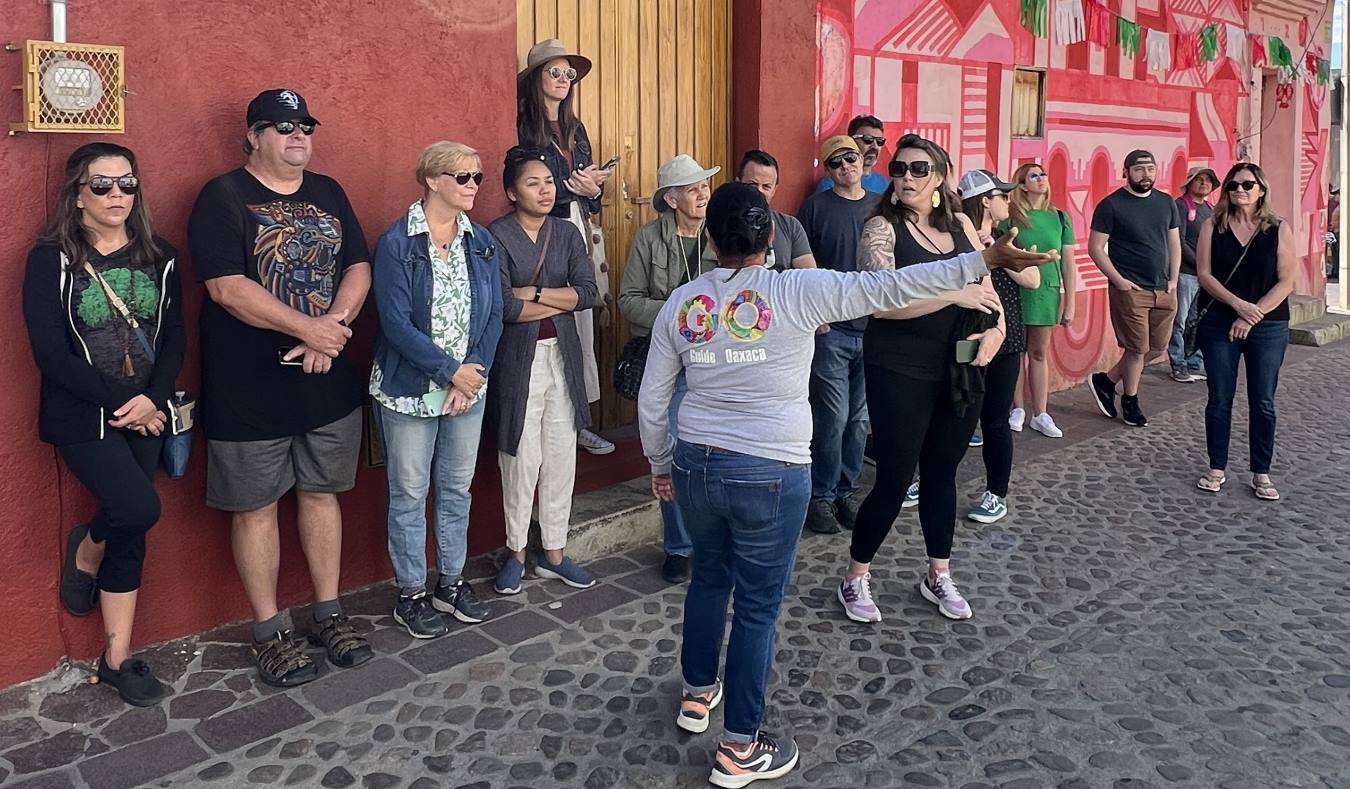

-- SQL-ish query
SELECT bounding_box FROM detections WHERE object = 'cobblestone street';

[3,342,1350,789]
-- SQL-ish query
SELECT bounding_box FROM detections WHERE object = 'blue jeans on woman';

[672,440,810,743]
[1197,313,1288,473]
[379,399,485,592]
[662,374,692,557]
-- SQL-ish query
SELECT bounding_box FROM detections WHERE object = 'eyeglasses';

[853,134,886,147]
[546,66,578,81]
[888,160,932,179]
[264,121,316,136]
[443,171,484,186]
[825,152,860,169]
[1025,173,1048,182]
[1226,180,1259,192]
[82,175,139,196]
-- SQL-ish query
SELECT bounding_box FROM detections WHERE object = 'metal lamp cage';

[15,40,125,133]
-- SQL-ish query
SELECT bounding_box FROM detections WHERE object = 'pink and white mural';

[817,0,1332,387]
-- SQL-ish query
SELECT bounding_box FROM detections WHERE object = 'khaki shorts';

[206,407,362,512]
[1109,286,1177,355]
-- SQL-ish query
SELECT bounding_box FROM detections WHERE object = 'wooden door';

[518,0,732,428]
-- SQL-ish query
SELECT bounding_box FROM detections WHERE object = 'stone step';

[1289,294,1326,327]
[1290,314,1350,346]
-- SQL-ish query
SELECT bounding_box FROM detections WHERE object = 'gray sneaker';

[919,572,973,620]
[967,491,1008,524]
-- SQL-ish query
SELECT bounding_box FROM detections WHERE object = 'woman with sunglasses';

[641,182,1050,787]
[1194,164,1295,501]
[518,38,614,456]
[1005,162,1077,438]
[22,143,185,706]
[837,135,1006,625]
[370,141,503,638]
[488,147,602,594]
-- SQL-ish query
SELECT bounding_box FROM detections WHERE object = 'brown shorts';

[1109,286,1177,355]
[206,407,363,512]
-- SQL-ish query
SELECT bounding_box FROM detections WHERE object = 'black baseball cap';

[1124,149,1155,169]
[246,89,320,128]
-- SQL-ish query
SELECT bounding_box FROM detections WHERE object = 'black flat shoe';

[662,554,690,584]
[96,655,165,707]
[61,526,98,617]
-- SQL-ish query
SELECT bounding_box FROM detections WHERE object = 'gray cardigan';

[617,213,716,336]
[486,214,601,456]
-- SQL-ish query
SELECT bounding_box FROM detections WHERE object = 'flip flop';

[1251,478,1280,501]
[1196,471,1226,493]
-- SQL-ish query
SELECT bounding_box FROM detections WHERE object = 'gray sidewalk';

[2,342,1349,789]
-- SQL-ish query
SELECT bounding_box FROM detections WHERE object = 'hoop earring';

[931,192,941,209]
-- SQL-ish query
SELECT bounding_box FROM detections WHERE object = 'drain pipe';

[51,0,68,43]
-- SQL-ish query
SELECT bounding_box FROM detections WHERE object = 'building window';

[1011,68,1046,139]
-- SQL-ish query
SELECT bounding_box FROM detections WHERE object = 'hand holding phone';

[955,339,979,365]
[599,155,620,171]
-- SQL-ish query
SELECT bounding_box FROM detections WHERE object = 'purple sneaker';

[919,572,973,620]
[837,573,882,623]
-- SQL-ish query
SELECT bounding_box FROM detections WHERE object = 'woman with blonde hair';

[371,141,503,639]
[1005,162,1077,438]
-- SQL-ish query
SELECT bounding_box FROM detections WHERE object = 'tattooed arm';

[865,216,988,320]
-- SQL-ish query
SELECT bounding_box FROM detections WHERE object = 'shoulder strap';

[1195,229,1257,322]
[525,219,554,287]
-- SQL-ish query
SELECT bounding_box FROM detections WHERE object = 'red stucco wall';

[0,1,519,687]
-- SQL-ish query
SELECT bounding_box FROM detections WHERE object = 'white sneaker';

[1008,408,1026,432]
[1029,412,1063,438]
[577,429,615,455]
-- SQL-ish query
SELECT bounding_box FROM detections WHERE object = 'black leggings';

[850,366,981,563]
[58,431,162,593]
[979,352,1022,498]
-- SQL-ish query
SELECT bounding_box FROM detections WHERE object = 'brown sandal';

[1251,477,1280,501]
[1196,470,1226,493]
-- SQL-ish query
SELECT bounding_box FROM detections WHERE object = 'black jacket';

[22,241,185,445]
[518,116,603,219]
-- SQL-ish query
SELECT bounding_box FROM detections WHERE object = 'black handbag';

[1184,229,1256,357]
[613,335,650,401]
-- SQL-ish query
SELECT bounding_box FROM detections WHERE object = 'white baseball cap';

[958,169,1015,199]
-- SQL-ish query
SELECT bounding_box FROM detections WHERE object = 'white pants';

[499,339,578,551]
[567,202,605,404]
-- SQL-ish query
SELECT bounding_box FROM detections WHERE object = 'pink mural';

[817,0,1332,390]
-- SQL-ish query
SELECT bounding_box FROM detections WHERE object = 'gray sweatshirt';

[639,251,990,473]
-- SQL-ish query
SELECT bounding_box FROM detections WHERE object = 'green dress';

[1001,208,1074,326]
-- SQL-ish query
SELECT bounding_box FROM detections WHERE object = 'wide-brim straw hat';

[653,154,721,212]
[519,39,593,83]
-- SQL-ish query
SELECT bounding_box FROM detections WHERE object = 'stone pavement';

[3,342,1350,789]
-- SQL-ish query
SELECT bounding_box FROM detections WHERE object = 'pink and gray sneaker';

[837,573,882,623]
[919,572,973,620]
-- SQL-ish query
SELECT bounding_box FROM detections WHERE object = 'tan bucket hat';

[653,154,721,212]
[519,39,593,83]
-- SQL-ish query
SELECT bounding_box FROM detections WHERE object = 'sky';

[1336,0,1343,65]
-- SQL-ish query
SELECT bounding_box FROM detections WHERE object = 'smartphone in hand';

[599,155,620,171]
[955,339,979,365]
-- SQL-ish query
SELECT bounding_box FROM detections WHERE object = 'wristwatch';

[532,286,543,303]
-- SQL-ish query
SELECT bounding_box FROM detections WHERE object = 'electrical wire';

[1235,0,1334,142]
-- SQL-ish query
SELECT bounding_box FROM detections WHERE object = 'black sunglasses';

[888,160,932,179]
[825,152,860,169]
[853,134,886,147]
[546,66,578,81]
[443,171,485,186]
[265,121,316,136]
[1226,180,1259,192]
[82,174,139,196]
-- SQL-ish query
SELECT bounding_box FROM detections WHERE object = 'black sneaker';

[394,592,448,639]
[96,655,165,707]
[834,494,859,531]
[1090,372,1118,419]
[433,579,491,624]
[311,612,374,668]
[710,731,800,787]
[662,554,690,584]
[61,525,98,617]
[805,498,841,534]
[252,629,319,688]
[1120,395,1148,427]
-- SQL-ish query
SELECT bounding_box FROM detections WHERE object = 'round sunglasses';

[82,174,139,196]
[263,120,316,136]
[443,171,485,186]
[825,151,860,169]
[1225,180,1260,192]
[546,66,578,82]
[887,160,932,179]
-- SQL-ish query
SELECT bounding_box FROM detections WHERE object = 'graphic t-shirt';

[188,168,370,441]
[1090,188,1180,290]
[72,245,160,388]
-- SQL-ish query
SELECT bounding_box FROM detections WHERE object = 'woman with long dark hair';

[518,38,614,456]
[640,182,1050,787]
[22,143,185,706]
[959,170,1039,524]
[837,134,1005,625]
[1195,163,1295,501]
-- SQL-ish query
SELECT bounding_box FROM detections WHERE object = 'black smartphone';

[598,155,620,171]
[955,339,979,364]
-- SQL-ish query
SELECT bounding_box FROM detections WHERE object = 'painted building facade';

[817,0,1333,387]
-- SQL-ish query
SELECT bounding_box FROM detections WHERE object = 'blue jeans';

[673,441,810,743]
[1197,314,1288,473]
[809,330,867,501]
[379,399,485,591]
[662,374,692,557]
[1167,273,1205,370]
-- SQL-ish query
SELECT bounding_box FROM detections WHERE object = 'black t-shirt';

[188,168,370,441]
[1090,188,1180,290]
[72,244,162,388]
[798,189,879,334]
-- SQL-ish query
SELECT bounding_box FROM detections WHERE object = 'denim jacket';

[371,207,504,398]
